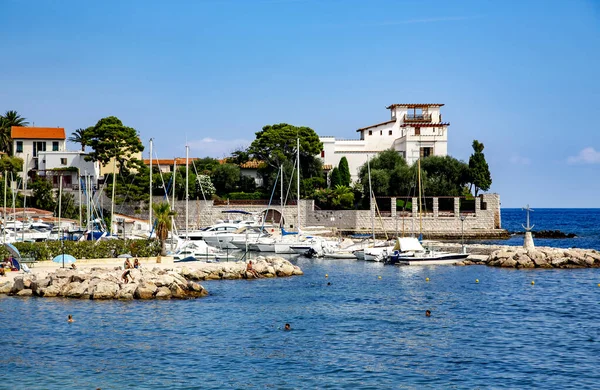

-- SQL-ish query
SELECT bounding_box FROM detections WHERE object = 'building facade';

[320,103,449,181]
[11,126,67,172]
[37,151,100,189]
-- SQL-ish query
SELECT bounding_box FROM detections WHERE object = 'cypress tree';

[338,157,351,187]
[330,167,341,188]
[468,140,492,196]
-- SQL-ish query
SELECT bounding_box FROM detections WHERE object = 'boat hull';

[392,253,469,266]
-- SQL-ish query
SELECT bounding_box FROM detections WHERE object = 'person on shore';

[122,269,133,283]
[68,315,74,323]
[71,264,77,270]
[246,260,260,278]
[124,259,133,270]
[425,310,431,317]
[284,323,291,331]
[0,267,5,276]
[133,258,140,269]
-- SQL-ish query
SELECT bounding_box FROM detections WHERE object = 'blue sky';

[1,0,599,207]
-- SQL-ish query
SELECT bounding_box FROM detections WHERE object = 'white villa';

[11,126,67,171]
[319,103,450,181]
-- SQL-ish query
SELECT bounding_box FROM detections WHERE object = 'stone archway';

[260,209,284,225]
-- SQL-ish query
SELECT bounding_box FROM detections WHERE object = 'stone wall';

[105,193,505,238]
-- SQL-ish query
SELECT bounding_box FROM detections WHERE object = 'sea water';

[1,209,600,389]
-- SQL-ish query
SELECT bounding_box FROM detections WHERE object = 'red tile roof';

[386,104,444,109]
[143,158,198,166]
[11,126,65,140]
[400,122,450,127]
[356,120,395,132]
[240,160,264,169]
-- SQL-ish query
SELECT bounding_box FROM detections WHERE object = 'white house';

[112,213,151,239]
[319,103,450,181]
[37,151,100,190]
[11,126,67,172]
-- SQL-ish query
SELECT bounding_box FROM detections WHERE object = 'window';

[388,130,393,135]
[16,141,23,153]
[380,130,382,135]
[52,141,59,151]
[415,127,421,136]
[420,147,433,158]
[60,158,67,165]
[321,150,325,158]
[368,130,372,136]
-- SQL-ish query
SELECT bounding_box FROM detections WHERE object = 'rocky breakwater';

[0,267,208,300]
[179,256,304,281]
[0,257,303,300]
[461,247,600,269]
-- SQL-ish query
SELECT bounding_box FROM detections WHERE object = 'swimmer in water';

[284,323,291,331]
[425,310,431,317]
[68,315,74,323]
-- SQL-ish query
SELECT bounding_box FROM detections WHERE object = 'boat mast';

[149,138,153,229]
[185,145,189,240]
[3,170,6,244]
[58,175,63,234]
[22,154,28,242]
[280,165,284,227]
[367,154,374,241]
[296,137,300,231]
[417,157,423,237]
[77,168,82,228]
[110,154,116,236]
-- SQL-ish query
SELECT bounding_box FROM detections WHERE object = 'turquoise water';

[2,258,600,389]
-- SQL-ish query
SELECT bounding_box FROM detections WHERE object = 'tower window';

[415,127,421,136]
[368,130,372,136]
[388,130,392,135]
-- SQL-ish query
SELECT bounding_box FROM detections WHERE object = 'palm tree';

[68,128,88,151]
[2,110,29,127]
[0,110,29,155]
[152,201,175,256]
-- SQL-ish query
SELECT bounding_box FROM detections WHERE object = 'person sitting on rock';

[246,260,261,279]
[133,258,140,269]
[71,264,77,270]
[124,259,133,270]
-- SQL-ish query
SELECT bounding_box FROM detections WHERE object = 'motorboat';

[172,240,237,261]
[386,237,469,265]
[203,226,272,250]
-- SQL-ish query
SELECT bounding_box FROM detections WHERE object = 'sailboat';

[386,157,468,265]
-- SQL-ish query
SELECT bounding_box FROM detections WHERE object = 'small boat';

[386,237,469,265]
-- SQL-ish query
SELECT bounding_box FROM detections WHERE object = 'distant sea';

[483,208,600,250]
[1,208,600,389]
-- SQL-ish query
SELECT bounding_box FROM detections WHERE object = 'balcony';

[404,113,432,122]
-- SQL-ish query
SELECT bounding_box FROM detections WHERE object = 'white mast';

[185,145,189,240]
[110,156,116,236]
[58,175,63,233]
[77,168,82,228]
[297,137,300,231]
[172,158,177,208]
[3,170,6,244]
[149,138,153,228]
[22,154,28,243]
[367,154,374,241]
[280,165,284,225]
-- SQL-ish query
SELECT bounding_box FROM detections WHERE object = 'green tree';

[30,177,56,211]
[211,163,240,195]
[68,128,88,152]
[338,157,351,187]
[57,192,79,219]
[85,116,144,174]
[249,123,323,195]
[468,140,492,196]
[227,149,251,165]
[152,201,175,256]
[0,155,24,179]
[420,155,470,196]
[196,174,216,199]
[0,110,29,155]
[330,167,341,188]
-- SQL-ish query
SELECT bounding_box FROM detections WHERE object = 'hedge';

[0,239,161,261]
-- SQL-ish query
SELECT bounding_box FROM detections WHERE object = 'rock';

[500,258,517,268]
[276,263,295,277]
[63,280,91,299]
[70,273,90,283]
[118,284,137,300]
[292,266,304,275]
[0,281,13,294]
[16,289,33,297]
[155,286,172,299]
[11,276,25,293]
[91,281,120,300]
[134,282,157,299]
[169,283,187,299]
[31,278,51,292]
[154,274,176,288]
[516,254,534,268]
[38,284,61,297]
[551,257,569,267]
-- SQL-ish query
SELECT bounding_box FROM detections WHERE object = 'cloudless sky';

[1,0,599,207]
